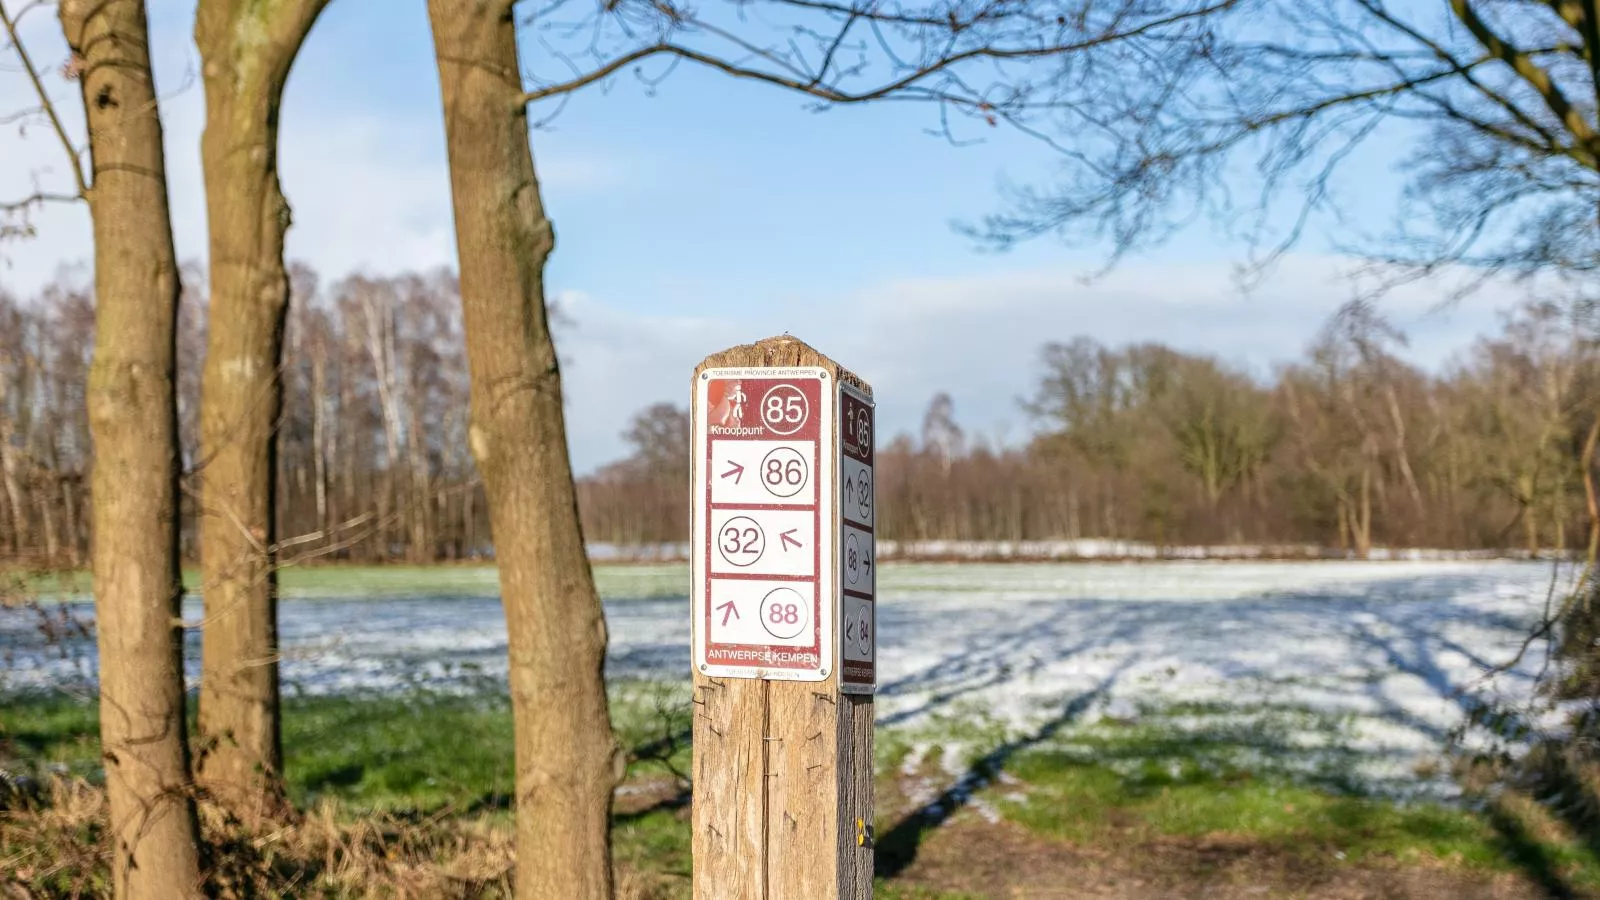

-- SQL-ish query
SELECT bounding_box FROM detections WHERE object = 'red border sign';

[693,367,833,681]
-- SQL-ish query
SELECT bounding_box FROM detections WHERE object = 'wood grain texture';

[692,677,766,898]
[692,336,874,900]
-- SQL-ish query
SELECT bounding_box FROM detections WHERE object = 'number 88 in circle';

[759,586,809,640]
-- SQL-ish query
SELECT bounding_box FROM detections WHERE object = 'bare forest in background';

[3,264,1598,564]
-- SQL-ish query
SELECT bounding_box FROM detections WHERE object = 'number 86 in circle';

[759,447,808,498]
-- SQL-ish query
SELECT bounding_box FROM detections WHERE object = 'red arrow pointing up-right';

[721,461,745,483]
[716,601,739,626]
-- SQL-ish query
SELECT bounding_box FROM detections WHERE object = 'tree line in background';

[8,267,1599,563]
[589,298,1600,557]
[0,264,482,567]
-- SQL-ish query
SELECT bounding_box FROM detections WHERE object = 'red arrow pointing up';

[716,601,739,626]
[721,461,745,483]
[779,529,802,551]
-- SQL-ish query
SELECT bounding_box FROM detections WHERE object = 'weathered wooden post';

[690,335,877,899]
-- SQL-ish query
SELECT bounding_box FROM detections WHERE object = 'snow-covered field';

[3,560,1578,799]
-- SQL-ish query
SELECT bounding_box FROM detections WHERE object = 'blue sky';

[1,0,1522,472]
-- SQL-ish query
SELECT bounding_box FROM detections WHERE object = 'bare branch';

[0,189,79,211]
[1451,0,1597,151]
[519,0,1238,110]
[0,0,86,198]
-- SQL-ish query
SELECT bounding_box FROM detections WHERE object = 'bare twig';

[0,0,86,198]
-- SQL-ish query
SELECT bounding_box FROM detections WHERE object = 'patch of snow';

[4,559,1580,805]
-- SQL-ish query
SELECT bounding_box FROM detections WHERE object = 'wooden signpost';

[691,335,877,899]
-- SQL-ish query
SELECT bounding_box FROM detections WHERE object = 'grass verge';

[9,689,1600,896]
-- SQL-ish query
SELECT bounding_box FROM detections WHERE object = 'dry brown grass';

[2,777,517,899]
[0,776,690,899]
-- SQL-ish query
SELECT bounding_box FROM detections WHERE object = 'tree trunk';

[194,0,328,819]
[0,448,17,554]
[405,389,432,562]
[58,0,205,895]
[360,291,406,558]
[1582,417,1599,565]
[0,407,23,554]
[62,475,82,566]
[426,3,624,896]
[1356,466,1373,559]
[1337,496,1350,552]
[312,350,329,541]
[1526,504,1540,556]
[35,482,58,563]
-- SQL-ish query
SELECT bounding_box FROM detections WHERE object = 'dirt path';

[890,816,1579,900]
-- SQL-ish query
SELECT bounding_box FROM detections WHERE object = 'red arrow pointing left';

[716,601,739,626]
[721,461,745,483]
[779,529,802,551]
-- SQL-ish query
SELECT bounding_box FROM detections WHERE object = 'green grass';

[286,691,515,811]
[613,807,692,885]
[1004,749,1484,857]
[3,562,690,601]
[871,695,1600,888]
[0,692,99,771]
[2,681,690,814]
[996,747,1600,887]
[12,687,1600,892]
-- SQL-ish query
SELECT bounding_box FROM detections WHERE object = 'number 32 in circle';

[760,447,808,498]
[717,516,765,567]
[760,385,809,436]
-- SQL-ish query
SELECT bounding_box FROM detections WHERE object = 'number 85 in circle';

[760,384,809,436]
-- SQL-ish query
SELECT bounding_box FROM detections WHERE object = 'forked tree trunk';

[426,3,624,896]
[58,0,204,895]
[194,0,328,819]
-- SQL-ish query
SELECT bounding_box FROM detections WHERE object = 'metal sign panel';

[693,367,834,680]
[839,381,875,694]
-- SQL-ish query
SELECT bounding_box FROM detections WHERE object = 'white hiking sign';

[692,367,834,680]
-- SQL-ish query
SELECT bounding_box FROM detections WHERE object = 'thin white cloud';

[554,255,1522,472]
[553,289,744,470]
[0,10,630,296]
